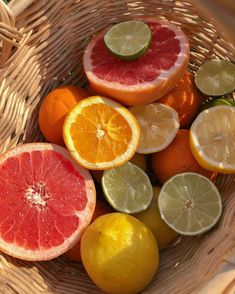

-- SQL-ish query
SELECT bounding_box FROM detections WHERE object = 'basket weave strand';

[0,1,235,293]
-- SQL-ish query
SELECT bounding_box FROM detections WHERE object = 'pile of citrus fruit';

[0,17,235,294]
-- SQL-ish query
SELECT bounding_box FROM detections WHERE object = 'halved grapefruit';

[0,143,96,261]
[83,17,190,106]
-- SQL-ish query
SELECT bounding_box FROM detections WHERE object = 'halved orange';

[63,96,140,170]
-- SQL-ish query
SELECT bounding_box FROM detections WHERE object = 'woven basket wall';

[0,0,235,293]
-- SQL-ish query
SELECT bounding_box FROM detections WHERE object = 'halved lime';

[104,20,152,61]
[195,59,235,96]
[199,97,235,112]
[158,173,222,236]
[102,162,153,214]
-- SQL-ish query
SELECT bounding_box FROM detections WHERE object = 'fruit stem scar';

[25,182,50,208]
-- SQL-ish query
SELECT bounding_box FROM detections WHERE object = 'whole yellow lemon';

[81,213,159,294]
[134,186,177,249]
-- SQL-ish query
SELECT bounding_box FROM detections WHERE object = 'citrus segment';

[104,20,152,60]
[129,103,179,154]
[83,17,189,106]
[190,105,235,173]
[0,143,96,261]
[63,96,140,170]
[102,162,153,214]
[195,59,235,96]
[158,173,222,236]
[81,213,159,294]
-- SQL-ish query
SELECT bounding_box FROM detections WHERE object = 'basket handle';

[0,1,22,67]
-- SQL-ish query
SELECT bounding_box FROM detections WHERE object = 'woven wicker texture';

[0,0,234,293]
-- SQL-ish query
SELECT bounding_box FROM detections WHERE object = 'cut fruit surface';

[190,105,235,173]
[0,143,96,261]
[63,96,140,170]
[129,103,179,154]
[158,173,222,236]
[195,59,235,96]
[104,20,152,60]
[83,17,189,106]
[102,162,153,214]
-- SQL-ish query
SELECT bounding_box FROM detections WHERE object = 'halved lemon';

[190,105,235,173]
[129,103,179,154]
[158,172,222,236]
[63,96,140,170]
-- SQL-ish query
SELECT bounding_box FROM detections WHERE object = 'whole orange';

[64,199,113,262]
[39,85,89,145]
[158,71,203,128]
[151,130,217,184]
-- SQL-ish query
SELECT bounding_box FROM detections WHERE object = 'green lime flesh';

[102,162,153,214]
[195,59,235,96]
[158,173,222,236]
[104,20,152,61]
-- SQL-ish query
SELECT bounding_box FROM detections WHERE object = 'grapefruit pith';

[0,143,96,261]
[83,17,190,106]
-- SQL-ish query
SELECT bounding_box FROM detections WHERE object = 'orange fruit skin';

[151,130,217,184]
[65,200,113,262]
[158,71,203,128]
[39,85,90,145]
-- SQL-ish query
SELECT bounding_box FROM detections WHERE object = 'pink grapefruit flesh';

[0,143,96,261]
[83,17,190,106]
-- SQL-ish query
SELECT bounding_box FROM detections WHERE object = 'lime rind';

[104,20,152,61]
[102,162,153,214]
[199,97,235,112]
[158,172,222,236]
[195,59,235,96]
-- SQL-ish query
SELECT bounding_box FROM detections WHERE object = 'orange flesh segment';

[70,103,132,163]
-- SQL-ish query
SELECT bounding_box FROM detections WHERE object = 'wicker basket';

[0,0,235,293]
